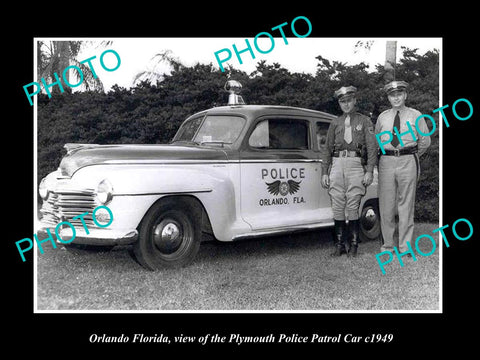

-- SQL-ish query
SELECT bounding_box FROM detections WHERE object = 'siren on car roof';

[224,80,245,106]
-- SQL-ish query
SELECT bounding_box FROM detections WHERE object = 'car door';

[239,116,331,231]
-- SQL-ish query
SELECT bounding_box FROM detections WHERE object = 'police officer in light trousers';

[375,80,431,256]
[321,86,378,257]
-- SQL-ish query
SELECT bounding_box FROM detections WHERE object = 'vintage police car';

[38,81,381,269]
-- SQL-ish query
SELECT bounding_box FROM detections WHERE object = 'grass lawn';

[35,223,440,311]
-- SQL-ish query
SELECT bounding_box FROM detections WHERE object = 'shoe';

[331,246,347,257]
[347,219,359,257]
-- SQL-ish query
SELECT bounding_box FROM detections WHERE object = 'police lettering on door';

[259,167,306,206]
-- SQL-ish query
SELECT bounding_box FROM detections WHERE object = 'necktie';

[344,115,352,144]
[391,111,400,147]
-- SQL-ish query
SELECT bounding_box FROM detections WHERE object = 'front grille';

[40,188,97,230]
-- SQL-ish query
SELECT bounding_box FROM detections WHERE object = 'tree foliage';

[37,40,113,93]
[38,47,439,222]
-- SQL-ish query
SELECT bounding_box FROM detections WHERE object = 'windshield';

[173,115,246,145]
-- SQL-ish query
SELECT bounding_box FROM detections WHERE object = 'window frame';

[314,120,331,153]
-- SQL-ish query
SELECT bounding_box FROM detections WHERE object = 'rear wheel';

[133,198,202,269]
[359,199,383,244]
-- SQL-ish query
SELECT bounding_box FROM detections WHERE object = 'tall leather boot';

[331,220,346,257]
[347,219,360,257]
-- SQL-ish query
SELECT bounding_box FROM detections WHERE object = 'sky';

[51,37,441,92]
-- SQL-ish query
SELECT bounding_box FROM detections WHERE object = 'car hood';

[59,143,229,177]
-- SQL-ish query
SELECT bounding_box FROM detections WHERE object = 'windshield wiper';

[172,140,230,148]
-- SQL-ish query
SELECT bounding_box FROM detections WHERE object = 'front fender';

[71,164,240,238]
[73,164,221,195]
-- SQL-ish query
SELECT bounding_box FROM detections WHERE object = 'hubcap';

[161,223,180,241]
[153,220,182,253]
[362,208,377,231]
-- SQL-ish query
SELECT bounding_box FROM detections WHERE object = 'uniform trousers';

[378,154,419,253]
[328,156,365,221]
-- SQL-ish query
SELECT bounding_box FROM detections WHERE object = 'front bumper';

[36,225,138,246]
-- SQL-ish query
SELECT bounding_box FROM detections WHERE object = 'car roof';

[189,104,337,121]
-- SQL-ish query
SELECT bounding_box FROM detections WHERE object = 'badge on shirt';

[355,124,363,131]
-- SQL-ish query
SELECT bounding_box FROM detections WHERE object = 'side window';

[249,118,309,150]
[316,121,330,152]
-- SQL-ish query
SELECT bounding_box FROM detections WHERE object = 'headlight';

[39,178,49,199]
[96,179,113,204]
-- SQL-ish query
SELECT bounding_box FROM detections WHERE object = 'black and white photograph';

[32,36,442,313]
[7,7,479,354]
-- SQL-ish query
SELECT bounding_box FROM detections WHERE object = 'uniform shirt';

[375,106,431,156]
[322,111,378,173]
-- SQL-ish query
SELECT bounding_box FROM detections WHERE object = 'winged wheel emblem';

[265,180,301,196]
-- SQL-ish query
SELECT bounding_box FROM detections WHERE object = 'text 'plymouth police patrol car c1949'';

[37,81,382,269]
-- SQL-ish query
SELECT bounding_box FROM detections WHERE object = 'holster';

[356,143,367,166]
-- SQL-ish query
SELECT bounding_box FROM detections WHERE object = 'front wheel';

[133,198,202,270]
[359,199,383,244]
